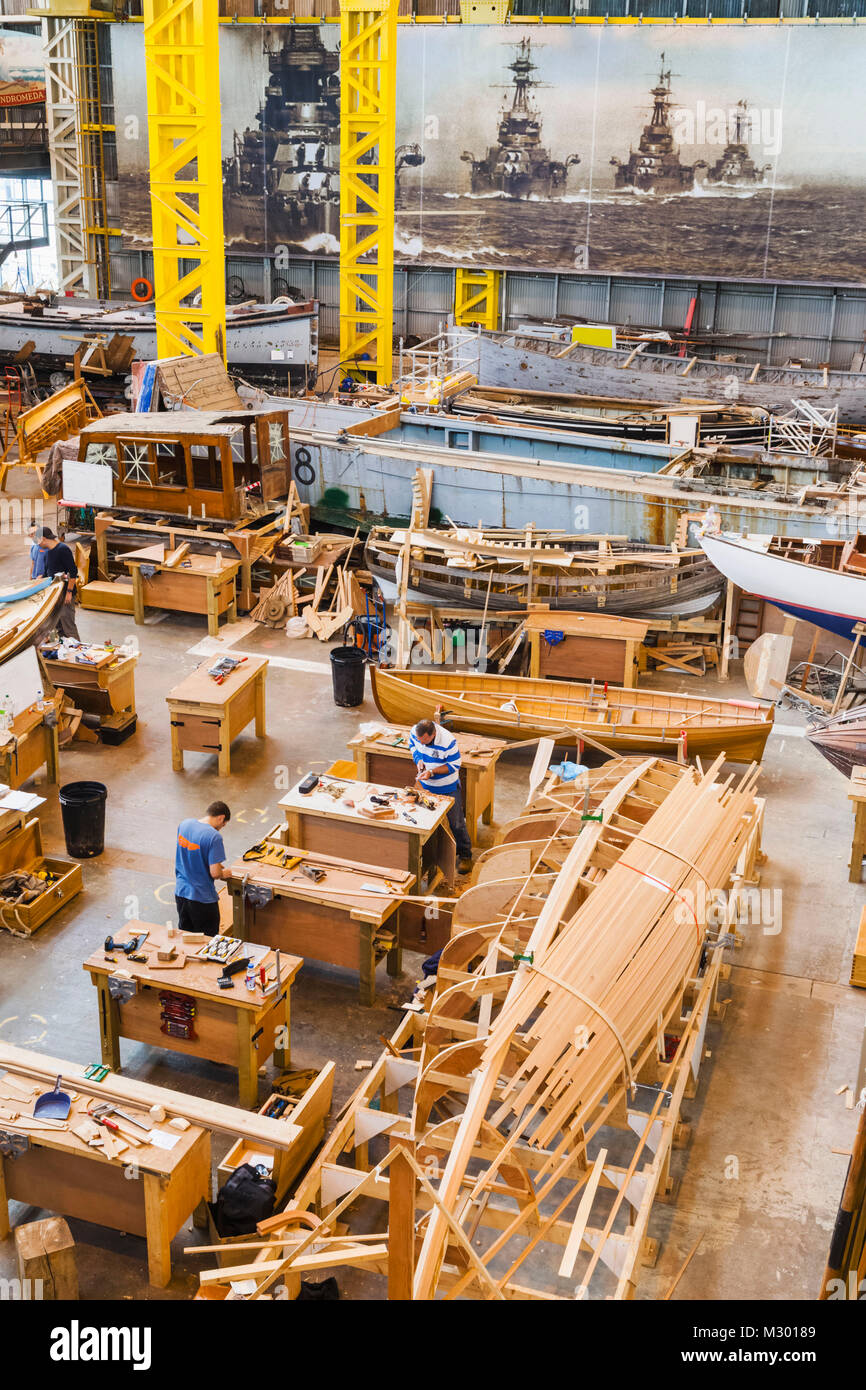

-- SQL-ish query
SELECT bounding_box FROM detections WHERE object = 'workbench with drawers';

[82,919,301,1109]
[229,837,416,1006]
[166,655,268,776]
[278,775,456,892]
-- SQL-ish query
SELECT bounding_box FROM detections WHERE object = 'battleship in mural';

[610,55,697,195]
[460,39,580,199]
[706,100,771,187]
[222,27,340,250]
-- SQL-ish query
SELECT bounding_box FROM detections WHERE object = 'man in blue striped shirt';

[409,719,473,871]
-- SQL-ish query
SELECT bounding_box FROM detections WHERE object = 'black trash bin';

[330,645,366,708]
[59,781,107,858]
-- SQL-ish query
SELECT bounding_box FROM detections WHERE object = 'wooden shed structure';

[77,408,291,522]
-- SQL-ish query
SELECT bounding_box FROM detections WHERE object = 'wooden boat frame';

[205,755,764,1301]
[366,526,724,618]
[0,579,66,665]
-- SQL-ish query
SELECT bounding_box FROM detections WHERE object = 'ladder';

[733,592,764,649]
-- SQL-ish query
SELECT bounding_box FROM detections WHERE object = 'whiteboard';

[0,646,45,717]
[62,459,115,508]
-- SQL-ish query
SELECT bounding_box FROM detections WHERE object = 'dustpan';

[34,1075,71,1121]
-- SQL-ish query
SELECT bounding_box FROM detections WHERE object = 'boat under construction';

[365,527,724,618]
[475,328,866,424]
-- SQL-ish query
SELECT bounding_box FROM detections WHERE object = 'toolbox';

[0,817,83,937]
[217,1063,334,1205]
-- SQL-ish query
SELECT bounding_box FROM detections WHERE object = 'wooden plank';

[557,1148,607,1278]
[0,1042,302,1149]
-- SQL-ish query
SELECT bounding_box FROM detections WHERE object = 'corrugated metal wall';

[104,240,866,369]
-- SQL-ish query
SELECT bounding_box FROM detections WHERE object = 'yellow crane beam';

[142,0,226,361]
[339,0,398,387]
[455,268,501,332]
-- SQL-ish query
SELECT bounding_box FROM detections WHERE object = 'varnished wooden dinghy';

[0,578,66,665]
[371,665,774,762]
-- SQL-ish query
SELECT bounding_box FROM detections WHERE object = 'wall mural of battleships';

[222,27,340,252]
[610,57,771,194]
[705,100,772,187]
[460,39,580,199]
[610,56,695,194]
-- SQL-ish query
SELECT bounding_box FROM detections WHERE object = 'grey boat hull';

[477,333,866,426]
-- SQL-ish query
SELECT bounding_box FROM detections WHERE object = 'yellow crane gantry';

[142,0,226,362]
[339,0,398,388]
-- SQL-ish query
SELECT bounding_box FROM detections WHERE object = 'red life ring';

[131,277,154,303]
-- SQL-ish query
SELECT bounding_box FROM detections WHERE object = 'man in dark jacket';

[37,527,80,639]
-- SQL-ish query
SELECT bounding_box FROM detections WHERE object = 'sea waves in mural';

[111,22,866,285]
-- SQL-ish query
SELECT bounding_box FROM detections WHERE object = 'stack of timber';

[371,665,774,762]
[202,753,763,1300]
[366,526,723,619]
[820,1104,866,1299]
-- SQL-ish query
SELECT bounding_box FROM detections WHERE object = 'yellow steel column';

[339,0,398,386]
[455,268,500,332]
[142,0,226,361]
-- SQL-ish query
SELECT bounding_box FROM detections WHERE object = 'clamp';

[513,951,534,966]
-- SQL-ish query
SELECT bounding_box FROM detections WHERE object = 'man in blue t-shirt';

[409,719,473,872]
[28,525,48,580]
[175,800,232,937]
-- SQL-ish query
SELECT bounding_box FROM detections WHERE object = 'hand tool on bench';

[104,932,148,956]
[208,655,247,686]
[297,864,326,884]
[90,1101,150,1132]
[34,1074,72,1121]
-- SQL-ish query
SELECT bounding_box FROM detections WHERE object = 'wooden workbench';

[229,838,414,1006]
[166,655,268,776]
[0,1071,210,1288]
[82,920,302,1109]
[278,776,456,890]
[0,696,60,790]
[346,723,505,845]
[93,511,287,614]
[124,546,240,636]
[525,609,649,688]
[39,644,138,720]
[849,765,866,884]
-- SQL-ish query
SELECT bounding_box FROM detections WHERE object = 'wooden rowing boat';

[370,665,774,761]
[0,578,66,666]
[366,527,724,619]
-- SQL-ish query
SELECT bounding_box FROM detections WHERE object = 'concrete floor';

[0,489,863,1301]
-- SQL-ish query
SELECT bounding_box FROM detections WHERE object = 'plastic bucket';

[330,646,366,708]
[59,781,107,858]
